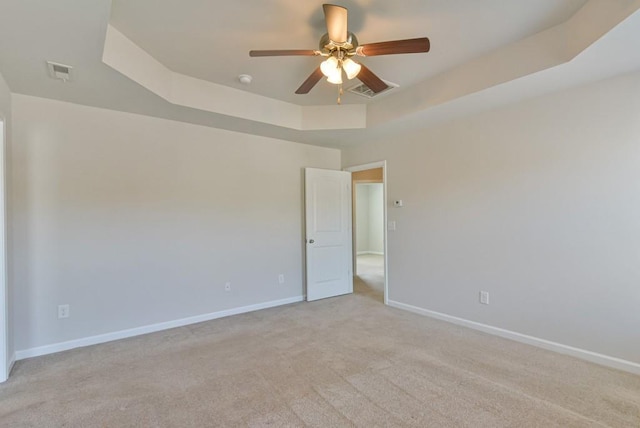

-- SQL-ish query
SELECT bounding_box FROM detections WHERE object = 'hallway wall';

[355,183,384,255]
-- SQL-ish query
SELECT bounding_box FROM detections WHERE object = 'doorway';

[345,162,388,304]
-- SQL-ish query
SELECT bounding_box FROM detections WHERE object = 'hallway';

[354,254,384,302]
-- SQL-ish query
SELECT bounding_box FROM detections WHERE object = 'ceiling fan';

[249,4,430,102]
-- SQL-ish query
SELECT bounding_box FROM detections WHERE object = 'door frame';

[344,161,388,305]
[0,116,7,382]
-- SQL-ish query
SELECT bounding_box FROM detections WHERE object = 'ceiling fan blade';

[250,49,319,57]
[356,37,430,56]
[323,4,348,43]
[357,65,389,93]
[295,67,324,94]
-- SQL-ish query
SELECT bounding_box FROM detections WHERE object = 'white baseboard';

[16,296,304,361]
[388,300,640,376]
[357,251,384,256]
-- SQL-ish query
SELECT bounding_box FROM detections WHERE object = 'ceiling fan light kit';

[249,4,430,103]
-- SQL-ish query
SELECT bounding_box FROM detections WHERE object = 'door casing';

[344,161,388,305]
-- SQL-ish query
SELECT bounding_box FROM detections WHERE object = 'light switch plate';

[480,291,490,305]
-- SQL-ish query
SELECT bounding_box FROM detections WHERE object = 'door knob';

[308,239,315,244]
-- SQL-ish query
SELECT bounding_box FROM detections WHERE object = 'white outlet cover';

[58,304,70,318]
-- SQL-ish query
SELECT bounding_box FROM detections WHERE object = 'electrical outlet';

[278,274,285,284]
[58,304,70,319]
[225,282,231,292]
[479,291,490,305]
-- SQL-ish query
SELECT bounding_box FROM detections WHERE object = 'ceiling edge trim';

[102,25,367,131]
[367,0,640,128]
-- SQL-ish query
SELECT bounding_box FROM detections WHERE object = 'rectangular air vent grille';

[347,80,398,98]
[47,61,73,81]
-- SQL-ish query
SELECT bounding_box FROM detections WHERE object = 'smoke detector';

[238,74,252,85]
[47,61,74,82]
[348,80,398,98]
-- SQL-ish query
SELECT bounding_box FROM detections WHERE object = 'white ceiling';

[109,0,588,106]
[0,0,639,149]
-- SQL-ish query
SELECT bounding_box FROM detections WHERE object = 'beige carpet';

[1,281,639,427]
[356,254,385,300]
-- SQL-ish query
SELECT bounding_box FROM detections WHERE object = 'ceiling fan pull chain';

[337,84,343,105]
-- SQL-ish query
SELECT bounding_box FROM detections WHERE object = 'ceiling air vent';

[46,61,74,82]
[347,80,398,99]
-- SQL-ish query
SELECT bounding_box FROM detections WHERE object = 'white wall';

[355,183,384,255]
[11,94,340,354]
[355,184,370,253]
[343,72,640,366]
[368,184,384,254]
[0,71,10,381]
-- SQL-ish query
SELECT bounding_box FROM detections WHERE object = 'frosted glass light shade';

[342,58,361,80]
[321,56,343,84]
[320,57,339,77]
[326,70,343,84]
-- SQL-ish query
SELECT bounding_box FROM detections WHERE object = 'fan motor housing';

[319,32,359,54]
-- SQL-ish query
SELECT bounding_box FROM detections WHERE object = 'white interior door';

[305,168,353,301]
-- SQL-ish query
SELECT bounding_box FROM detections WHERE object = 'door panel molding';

[305,168,353,301]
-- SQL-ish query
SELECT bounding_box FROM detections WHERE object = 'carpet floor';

[1,271,639,427]
[356,254,385,300]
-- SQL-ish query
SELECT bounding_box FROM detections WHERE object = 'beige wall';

[355,184,384,255]
[343,72,640,365]
[11,94,340,353]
